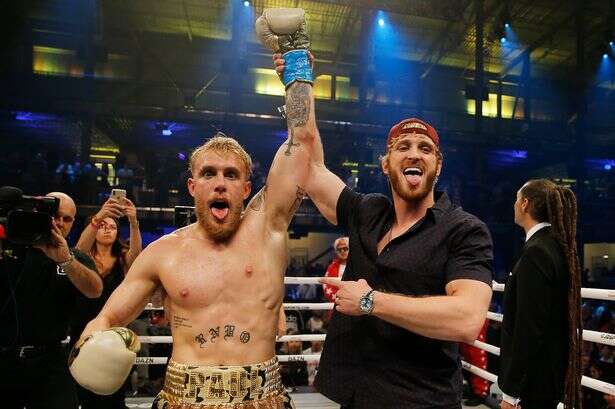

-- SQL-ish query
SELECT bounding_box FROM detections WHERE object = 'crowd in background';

[2,144,615,403]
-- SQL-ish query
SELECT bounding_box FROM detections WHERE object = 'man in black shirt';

[274,56,494,409]
[0,191,102,409]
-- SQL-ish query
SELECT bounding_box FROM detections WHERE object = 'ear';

[187,177,195,197]
[243,181,252,200]
[436,159,442,179]
[521,197,529,213]
[380,155,390,176]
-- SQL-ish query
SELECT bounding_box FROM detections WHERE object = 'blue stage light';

[500,37,507,43]
[243,1,250,7]
[610,41,614,47]
[162,129,172,136]
[504,23,510,28]
[605,164,612,170]
[378,18,385,27]
[604,53,609,59]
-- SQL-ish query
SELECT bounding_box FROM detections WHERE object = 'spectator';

[70,196,143,408]
[322,236,349,302]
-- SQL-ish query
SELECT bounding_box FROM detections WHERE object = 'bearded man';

[314,119,495,409]
[274,53,494,409]
[70,8,319,408]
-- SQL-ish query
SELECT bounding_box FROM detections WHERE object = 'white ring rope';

[491,281,615,302]
[132,354,615,397]
[284,277,615,302]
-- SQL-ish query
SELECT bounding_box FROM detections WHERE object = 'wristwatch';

[58,249,75,269]
[359,289,376,315]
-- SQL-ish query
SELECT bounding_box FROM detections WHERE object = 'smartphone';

[110,189,126,201]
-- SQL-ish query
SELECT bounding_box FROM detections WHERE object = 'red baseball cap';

[386,118,440,149]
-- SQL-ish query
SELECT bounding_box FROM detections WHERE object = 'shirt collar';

[526,222,551,242]
[428,191,452,222]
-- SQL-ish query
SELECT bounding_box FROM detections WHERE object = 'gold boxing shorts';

[151,357,295,409]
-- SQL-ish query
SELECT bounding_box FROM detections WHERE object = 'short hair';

[189,132,253,180]
[333,236,349,250]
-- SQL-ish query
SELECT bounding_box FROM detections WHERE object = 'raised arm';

[80,239,160,340]
[256,8,346,227]
[76,198,124,253]
[122,198,142,268]
[270,70,345,225]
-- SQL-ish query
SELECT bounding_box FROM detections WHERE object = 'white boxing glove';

[69,327,140,395]
[255,8,308,53]
[255,8,312,88]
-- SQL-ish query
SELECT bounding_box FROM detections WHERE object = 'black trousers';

[0,345,78,409]
[76,382,128,409]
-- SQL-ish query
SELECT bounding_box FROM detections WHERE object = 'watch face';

[360,297,373,312]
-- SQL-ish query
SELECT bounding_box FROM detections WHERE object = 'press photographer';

[0,187,102,409]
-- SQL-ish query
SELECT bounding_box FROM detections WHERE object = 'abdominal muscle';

[166,299,280,366]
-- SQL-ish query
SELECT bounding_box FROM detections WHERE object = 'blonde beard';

[389,166,437,202]
[195,198,243,242]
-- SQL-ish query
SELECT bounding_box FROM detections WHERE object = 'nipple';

[179,288,189,297]
[245,265,253,275]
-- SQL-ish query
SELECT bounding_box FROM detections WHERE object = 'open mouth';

[209,199,230,221]
[403,167,423,186]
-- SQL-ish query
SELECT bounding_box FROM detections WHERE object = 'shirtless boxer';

[70,8,316,409]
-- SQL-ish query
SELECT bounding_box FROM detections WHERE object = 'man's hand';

[319,277,372,316]
[122,198,138,224]
[500,400,520,409]
[34,223,71,264]
[95,198,124,222]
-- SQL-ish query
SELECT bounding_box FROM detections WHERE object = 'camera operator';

[0,191,102,409]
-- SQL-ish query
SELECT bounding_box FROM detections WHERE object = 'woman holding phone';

[70,195,143,408]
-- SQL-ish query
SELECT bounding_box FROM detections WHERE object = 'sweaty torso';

[154,210,287,365]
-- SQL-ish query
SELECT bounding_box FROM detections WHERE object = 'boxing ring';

[126,277,615,408]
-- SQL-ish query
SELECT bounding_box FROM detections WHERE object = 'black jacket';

[499,226,569,402]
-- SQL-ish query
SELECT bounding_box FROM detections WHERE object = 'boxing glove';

[255,8,312,88]
[69,327,140,395]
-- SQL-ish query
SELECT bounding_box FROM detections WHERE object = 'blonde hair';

[189,133,253,180]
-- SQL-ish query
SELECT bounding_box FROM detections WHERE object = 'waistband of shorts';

[162,356,284,405]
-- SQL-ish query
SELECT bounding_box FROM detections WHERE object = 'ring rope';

[131,354,615,397]
[491,281,615,302]
[284,277,615,302]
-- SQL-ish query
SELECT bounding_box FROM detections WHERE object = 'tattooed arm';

[262,79,316,231]
[271,54,346,225]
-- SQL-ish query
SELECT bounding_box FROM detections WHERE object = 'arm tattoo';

[248,185,267,211]
[289,186,306,214]
[284,82,311,155]
[286,82,311,128]
[172,315,192,329]
[284,128,300,156]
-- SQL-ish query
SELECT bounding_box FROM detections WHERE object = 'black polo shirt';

[0,246,97,347]
[315,188,493,409]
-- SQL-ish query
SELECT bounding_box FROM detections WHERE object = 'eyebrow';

[198,165,241,175]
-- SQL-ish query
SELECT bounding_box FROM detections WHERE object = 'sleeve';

[444,218,493,285]
[498,246,553,397]
[72,248,98,273]
[335,186,363,231]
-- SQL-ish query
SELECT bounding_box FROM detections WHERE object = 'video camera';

[0,186,59,245]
